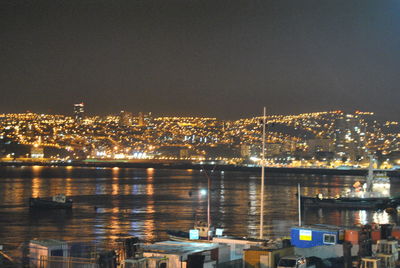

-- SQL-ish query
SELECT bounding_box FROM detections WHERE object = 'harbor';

[2,0,400,265]
[1,166,400,267]
[3,224,400,267]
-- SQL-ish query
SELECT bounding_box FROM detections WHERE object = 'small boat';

[301,156,398,210]
[167,221,215,242]
[29,194,73,209]
[300,194,391,209]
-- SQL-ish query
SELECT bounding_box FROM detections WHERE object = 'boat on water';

[166,220,270,246]
[301,157,399,210]
[29,194,73,209]
[300,194,392,209]
[167,221,215,242]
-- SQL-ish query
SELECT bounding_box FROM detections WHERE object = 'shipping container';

[291,226,344,248]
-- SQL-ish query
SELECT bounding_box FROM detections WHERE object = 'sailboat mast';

[259,107,266,239]
[367,155,374,192]
[207,170,211,241]
[298,183,301,226]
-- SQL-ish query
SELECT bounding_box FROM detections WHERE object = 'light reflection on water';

[32,177,40,198]
[0,166,399,257]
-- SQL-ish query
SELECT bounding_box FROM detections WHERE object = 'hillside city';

[1,104,400,169]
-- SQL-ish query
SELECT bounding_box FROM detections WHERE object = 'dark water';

[0,166,399,257]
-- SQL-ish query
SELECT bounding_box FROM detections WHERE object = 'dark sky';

[1,0,400,120]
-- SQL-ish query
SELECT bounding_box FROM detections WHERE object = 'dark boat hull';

[166,230,210,242]
[301,195,391,209]
[29,198,73,209]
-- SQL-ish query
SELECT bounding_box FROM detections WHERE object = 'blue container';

[291,225,344,248]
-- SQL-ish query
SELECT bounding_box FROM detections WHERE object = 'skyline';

[2,0,400,120]
[0,105,385,121]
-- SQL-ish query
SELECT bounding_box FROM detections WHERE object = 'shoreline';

[1,160,399,177]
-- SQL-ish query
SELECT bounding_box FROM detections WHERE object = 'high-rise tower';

[138,112,145,127]
[73,103,84,122]
[120,110,133,126]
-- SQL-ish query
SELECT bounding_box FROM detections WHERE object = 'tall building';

[265,143,282,157]
[240,144,251,158]
[31,145,44,158]
[119,110,133,126]
[333,114,367,162]
[73,103,84,122]
[307,138,333,154]
[138,112,145,127]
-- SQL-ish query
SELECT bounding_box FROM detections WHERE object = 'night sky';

[1,0,400,120]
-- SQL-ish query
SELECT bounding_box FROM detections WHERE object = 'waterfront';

[1,166,400,258]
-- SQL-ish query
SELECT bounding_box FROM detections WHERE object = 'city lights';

[0,109,399,169]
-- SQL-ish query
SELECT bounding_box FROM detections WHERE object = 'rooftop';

[29,239,67,247]
[142,241,219,255]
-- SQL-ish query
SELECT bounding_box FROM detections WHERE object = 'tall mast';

[207,170,211,240]
[367,155,374,192]
[203,170,212,241]
[259,107,266,239]
[298,183,301,226]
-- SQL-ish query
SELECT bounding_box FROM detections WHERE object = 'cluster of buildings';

[9,223,400,267]
[1,104,400,168]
